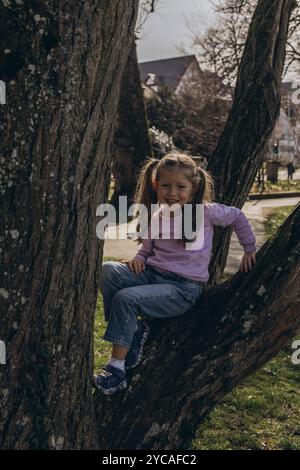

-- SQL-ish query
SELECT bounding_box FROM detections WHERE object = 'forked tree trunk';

[110,42,152,210]
[1,0,298,451]
[0,0,139,449]
[93,0,299,449]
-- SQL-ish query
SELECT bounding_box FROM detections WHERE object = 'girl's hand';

[239,252,256,273]
[121,258,145,275]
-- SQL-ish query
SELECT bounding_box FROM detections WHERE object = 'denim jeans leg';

[103,280,202,349]
[102,289,139,348]
[99,261,154,322]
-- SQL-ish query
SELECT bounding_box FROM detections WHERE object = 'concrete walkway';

[103,197,300,275]
[278,168,300,180]
[226,196,299,273]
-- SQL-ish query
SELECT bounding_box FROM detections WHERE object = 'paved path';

[103,197,300,275]
[278,168,300,180]
[225,196,299,274]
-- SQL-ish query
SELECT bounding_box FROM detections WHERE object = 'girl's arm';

[207,202,256,253]
[133,238,155,263]
[121,239,154,275]
[239,252,256,273]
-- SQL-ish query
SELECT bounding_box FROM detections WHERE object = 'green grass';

[251,179,300,194]
[94,294,111,372]
[191,344,300,450]
[263,205,294,238]
[94,212,300,450]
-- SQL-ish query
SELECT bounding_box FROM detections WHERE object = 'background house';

[139,54,228,98]
[139,55,201,95]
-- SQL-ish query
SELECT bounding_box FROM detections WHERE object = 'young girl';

[93,153,256,394]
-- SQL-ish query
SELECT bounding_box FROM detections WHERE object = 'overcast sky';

[136,0,298,81]
[136,0,214,63]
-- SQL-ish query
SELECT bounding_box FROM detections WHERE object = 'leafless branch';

[189,0,300,88]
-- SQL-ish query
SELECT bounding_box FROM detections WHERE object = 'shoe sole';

[92,376,127,395]
[125,323,150,370]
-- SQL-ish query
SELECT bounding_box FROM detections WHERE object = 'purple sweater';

[133,203,256,283]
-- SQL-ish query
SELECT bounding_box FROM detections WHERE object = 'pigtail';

[182,165,215,243]
[133,158,160,244]
[199,167,215,203]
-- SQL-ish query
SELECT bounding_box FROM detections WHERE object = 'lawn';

[251,179,300,194]
[94,207,300,450]
[192,341,300,450]
[262,205,294,238]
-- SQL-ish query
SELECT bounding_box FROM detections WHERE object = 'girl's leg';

[99,261,155,365]
[94,274,202,394]
[94,263,155,393]
[112,344,129,360]
[99,261,153,321]
[103,280,202,350]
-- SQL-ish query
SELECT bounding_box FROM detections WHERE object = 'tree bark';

[110,41,152,210]
[0,0,139,449]
[93,0,299,450]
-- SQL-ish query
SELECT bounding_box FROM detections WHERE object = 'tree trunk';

[208,0,296,283]
[110,41,152,211]
[93,0,299,450]
[0,0,139,449]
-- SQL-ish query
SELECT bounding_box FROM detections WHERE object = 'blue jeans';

[100,261,203,349]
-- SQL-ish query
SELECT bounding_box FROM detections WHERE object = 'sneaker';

[93,365,127,395]
[125,320,150,370]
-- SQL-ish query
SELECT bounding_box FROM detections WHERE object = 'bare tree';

[192,0,300,90]
[136,0,159,33]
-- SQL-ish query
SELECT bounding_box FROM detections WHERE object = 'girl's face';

[154,169,194,207]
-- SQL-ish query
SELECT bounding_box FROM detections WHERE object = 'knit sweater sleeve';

[207,202,256,253]
[133,238,155,262]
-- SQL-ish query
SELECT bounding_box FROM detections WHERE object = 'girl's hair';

[133,152,215,245]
